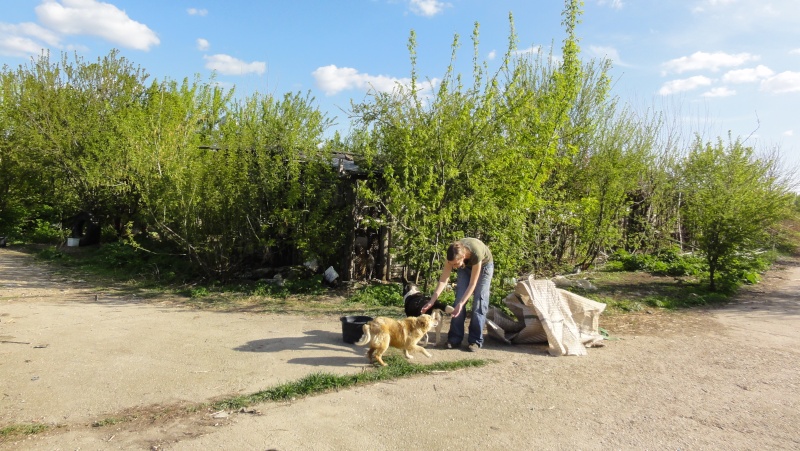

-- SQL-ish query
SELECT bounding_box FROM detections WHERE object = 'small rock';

[210,410,228,419]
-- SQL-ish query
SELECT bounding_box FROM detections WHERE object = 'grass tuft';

[91,417,128,428]
[0,423,49,438]
[210,356,489,411]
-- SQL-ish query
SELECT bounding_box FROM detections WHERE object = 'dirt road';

[1,247,799,450]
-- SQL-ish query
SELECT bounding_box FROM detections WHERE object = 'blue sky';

[2,0,799,168]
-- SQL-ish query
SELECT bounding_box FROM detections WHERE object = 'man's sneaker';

[467,343,480,352]
[444,342,455,349]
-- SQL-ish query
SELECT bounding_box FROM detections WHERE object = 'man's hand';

[420,301,434,313]
[451,302,464,318]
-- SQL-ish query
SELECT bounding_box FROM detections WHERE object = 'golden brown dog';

[354,313,439,366]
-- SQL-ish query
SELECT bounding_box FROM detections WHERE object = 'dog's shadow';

[234,329,368,367]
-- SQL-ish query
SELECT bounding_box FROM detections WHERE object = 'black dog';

[403,283,453,346]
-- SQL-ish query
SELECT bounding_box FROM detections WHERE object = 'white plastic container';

[67,237,80,247]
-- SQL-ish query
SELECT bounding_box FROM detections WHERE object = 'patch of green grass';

[0,423,49,438]
[248,275,328,299]
[587,278,732,313]
[592,295,647,313]
[30,240,195,288]
[189,286,210,298]
[210,356,489,411]
[91,417,127,428]
[345,283,403,307]
[608,247,707,277]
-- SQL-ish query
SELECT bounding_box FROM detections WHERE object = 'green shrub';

[0,204,28,241]
[346,283,403,307]
[713,249,775,292]
[26,219,65,244]
[95,242,140,268]
[100,225,119,243]
[603,260,626,272]
[189,287,210,298]
[36,247,65,261]
[609,247,705,277]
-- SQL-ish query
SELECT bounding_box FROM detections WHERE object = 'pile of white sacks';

[486,275,606,356]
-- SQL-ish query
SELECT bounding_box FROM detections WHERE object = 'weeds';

[344,283,403,307]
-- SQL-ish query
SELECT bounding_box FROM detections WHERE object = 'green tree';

[2,50,149,238]
[680,135,793,291]
[132,80,339,279]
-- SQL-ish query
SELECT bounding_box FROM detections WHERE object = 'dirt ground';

[1,247,799,450]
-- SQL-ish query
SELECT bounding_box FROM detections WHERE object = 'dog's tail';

[354,323,372,346]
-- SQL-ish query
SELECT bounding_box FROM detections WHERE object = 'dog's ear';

[402,282,419,296]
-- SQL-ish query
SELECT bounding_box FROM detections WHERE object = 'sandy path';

[1,247,798,450]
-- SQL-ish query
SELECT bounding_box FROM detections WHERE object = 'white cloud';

[2,22,61,46]
[658,75,713,95]
[0,22,62,57]
[35,0,159,51]
[722,65,774,83]
[514,45,541,56]
[702,86,736,97]
[187,8,208,16]
[760,71,800,93]
[313,65,408,96]
[791,49,800,55]
[408,0,450,17]
[597,0,624,9]
[311,64,438,97]
[784,130,794,137]
[0,34,48,57]
[487,50,496,61]
[661,51,758,75]
[196,38,209,51]
[203,54,266,76]
[588,45,630,67]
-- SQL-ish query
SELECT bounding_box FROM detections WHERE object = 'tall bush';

[680,135,793,291]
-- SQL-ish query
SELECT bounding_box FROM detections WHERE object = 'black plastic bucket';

[340,315,372,344]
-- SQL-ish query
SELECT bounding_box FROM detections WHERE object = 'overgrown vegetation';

[1,0,796,294]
